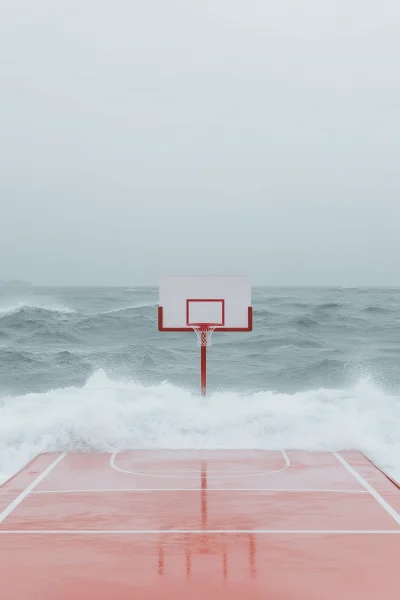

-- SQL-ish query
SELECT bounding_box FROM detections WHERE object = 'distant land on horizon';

[0,279,34,288]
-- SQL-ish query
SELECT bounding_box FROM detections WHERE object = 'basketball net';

[192,324,217,347]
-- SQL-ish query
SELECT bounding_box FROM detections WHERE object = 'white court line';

[334,452,400,527]
[0,529,399,535]
[31,488,368,494]
[110,451,291,479]
[0,452,67,525]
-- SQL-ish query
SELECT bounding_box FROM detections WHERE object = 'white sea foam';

[0,370,399,485]
[0,301,75,316]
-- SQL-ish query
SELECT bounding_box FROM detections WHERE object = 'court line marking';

[0,452,67,525]
[0,529,399,535]
[334,452,400,527]
[110,451,291,479]
[31,488,368,494]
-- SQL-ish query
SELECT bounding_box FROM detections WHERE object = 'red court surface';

[0,450,399,599]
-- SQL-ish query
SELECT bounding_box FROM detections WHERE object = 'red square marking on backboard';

[186,299,225,327]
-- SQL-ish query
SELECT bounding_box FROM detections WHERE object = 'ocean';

[0,286,399,485]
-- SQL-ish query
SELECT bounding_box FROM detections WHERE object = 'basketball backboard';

[158,276,252,332]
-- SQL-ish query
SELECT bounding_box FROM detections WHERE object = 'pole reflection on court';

[156,461,257,581]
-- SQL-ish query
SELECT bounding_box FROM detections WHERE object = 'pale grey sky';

[0,0,399,286]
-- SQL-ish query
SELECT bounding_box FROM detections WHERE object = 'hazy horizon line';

[2,282,400,290]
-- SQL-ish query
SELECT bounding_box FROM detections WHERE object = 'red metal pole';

[200,344,207,397]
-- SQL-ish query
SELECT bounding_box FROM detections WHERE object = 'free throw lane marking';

[0,453,67,525]
[110,451,290,479]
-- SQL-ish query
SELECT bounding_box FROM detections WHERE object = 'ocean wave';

[253,308,279,317]
[363,305,391,314]
[0,301,75,317]
[124,287,155,293]
[0,349,38,364]
[286,302,310,308]
[316,302,342,310]
[292,316,318,328]
[100,303,158,315]
[0,370,399,485]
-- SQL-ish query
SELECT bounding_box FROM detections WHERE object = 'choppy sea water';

[0,286,399,484]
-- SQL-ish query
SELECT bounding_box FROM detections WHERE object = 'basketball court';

[1,278,399,597]
[0,449,399,598]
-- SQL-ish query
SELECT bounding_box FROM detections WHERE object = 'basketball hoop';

[192,324,217,347]
[158,277,252,396]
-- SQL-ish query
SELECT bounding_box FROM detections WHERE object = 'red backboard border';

[158,306,252,332]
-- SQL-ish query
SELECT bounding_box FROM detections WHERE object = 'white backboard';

[159,276,252,331]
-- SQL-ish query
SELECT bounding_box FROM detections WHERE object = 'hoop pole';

[200,344,207,397]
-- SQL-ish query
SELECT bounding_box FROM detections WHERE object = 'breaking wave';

[1,370,399,485]
[0,301,75,317]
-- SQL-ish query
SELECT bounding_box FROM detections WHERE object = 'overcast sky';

[0,0,399,286]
